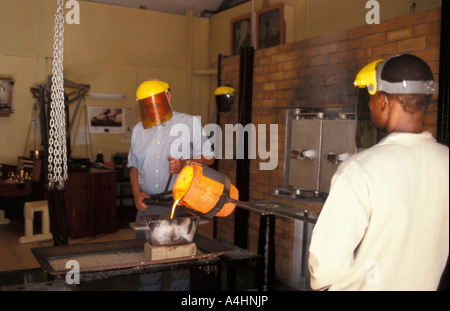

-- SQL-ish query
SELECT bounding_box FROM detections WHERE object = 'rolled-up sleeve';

[127,126,139,168]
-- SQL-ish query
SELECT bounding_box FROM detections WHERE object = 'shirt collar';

[379,131,435,145]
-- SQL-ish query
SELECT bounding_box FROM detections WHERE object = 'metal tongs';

[143,174,174,205]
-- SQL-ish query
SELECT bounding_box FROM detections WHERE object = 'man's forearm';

[129,166,141,197]
[129,166,150,211]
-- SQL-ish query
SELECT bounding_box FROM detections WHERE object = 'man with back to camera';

[308,54,449,290]
[128,80,215,290]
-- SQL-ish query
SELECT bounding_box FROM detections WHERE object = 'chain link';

[48,0,67,190]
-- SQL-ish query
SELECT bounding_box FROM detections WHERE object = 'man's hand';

[167,155,215,174]
[168,156,183,174]
[134,191,150,211]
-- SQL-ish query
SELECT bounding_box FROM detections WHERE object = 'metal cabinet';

[62,169,117,238]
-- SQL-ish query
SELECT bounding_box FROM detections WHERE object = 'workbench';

[1,235,232,291]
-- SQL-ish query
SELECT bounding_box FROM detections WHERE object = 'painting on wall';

[231,14,252,55]
[256,4,285,49]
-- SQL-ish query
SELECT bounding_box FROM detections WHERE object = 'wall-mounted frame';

[230,14,252,56]
[88,106,125,134]
[0,77,14,117]
[256,4,285,49]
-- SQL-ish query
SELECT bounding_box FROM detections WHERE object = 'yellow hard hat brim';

[214,86,235,96]
[354,59,384,95]
[136,80,170,100]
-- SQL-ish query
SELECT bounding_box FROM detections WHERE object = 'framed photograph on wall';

[256,4,285,49]
[0,77,14,116]
[230,14,252,55]
[88,106,125,134]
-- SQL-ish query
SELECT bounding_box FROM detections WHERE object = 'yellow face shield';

[354,59,384,95]
[354,60,385,149]
[136,81,173,129]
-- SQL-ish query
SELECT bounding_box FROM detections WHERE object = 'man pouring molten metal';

[128,80,214,290]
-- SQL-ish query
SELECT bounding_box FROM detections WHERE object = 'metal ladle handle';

[164,173,173,193]
[142,174,174,205]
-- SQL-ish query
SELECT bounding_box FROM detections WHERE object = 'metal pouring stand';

[229,200,318,291]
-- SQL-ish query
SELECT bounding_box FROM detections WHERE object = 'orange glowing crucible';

[171,162,239,218]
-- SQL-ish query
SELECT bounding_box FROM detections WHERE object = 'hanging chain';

[48,0,67,190]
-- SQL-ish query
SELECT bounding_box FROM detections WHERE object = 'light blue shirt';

[128,112,214,195]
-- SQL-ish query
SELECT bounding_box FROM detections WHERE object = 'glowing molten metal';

[172,163,238,218]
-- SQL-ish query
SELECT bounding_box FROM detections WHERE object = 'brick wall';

[216,8,442,287]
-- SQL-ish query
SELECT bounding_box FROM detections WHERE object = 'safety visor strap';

[378,79,436,94]
[375,59,436,95]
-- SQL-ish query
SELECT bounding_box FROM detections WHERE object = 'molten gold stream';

[170,198,180,219]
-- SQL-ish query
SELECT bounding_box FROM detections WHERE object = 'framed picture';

[256,4,285,49]
[88,106,125,134]
[230,14,252,55]
[0,77,13,116]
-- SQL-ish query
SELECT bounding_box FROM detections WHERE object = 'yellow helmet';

[136,80,172,129]
[214,86,235,112]
[214,86,235,96]
[136,80,170,100]
[354,55,436,95]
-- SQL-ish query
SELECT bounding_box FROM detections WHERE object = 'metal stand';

[229,200,318,291]
[255,214,276,291]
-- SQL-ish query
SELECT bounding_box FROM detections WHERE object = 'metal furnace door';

[320,119,356,193]
[288,119,322,192]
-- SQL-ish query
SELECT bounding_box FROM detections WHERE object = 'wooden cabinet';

[63,169,117,239]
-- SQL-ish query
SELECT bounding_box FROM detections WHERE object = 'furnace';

[277,107,377,200]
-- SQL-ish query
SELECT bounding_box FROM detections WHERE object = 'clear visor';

[138,92,173,129]
[355,87,379,150]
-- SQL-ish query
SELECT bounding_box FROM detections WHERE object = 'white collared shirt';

[309,132,449,290]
